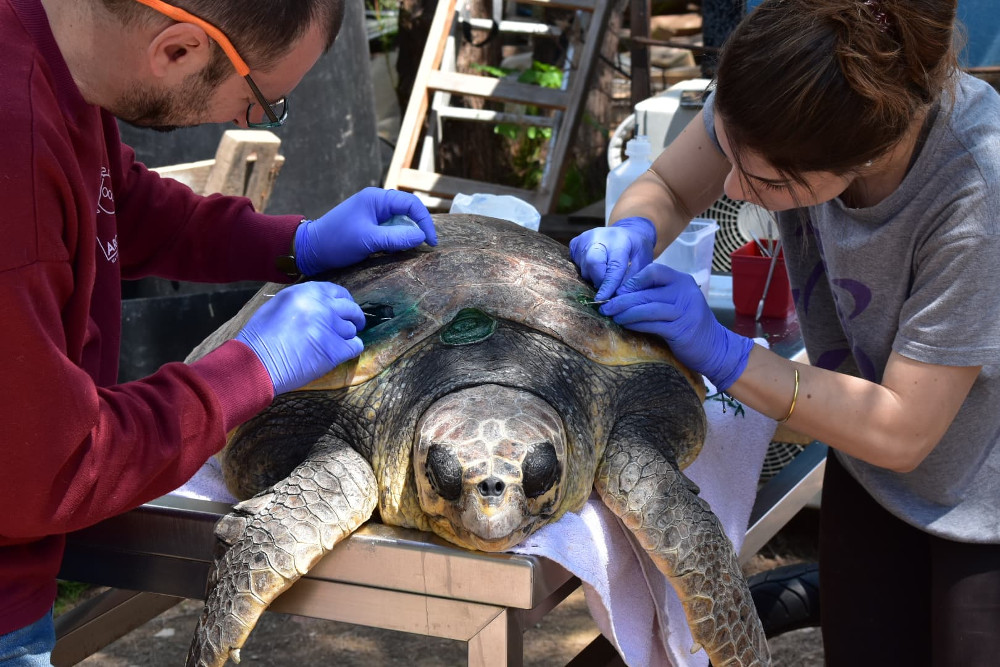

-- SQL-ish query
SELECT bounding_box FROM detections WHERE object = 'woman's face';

[714,114,854,211]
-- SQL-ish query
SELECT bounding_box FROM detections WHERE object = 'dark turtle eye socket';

[426,443,463,501]
[522,442,560,498]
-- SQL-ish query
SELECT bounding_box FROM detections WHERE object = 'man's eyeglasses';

[133,0,288,128]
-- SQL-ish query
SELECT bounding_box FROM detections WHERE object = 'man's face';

[115,21,327,132]
[114,68,216,132]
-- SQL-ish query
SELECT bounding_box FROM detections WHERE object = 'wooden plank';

[436,106,556,127]
[204,130,282,211]
[397,168,540,204]
[152,129,285,212]
[464,17,562,37]
[52,590,182,667]
[427,71,569,110]
[514,0,597,11]
[536,0,612,213]
[384,0,459,189]
[153,160,214,194]
[629,0,652,108]
[412,192,454,212]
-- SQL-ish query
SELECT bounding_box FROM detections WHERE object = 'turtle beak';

[461,484,526,541]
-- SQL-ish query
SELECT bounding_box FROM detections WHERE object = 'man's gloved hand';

[295,187,438,276]
[235,282,367,395]
[569,217,656,301]
[600,263,755,391]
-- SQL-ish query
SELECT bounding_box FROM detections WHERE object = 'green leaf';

[533,61,560,73]
[517,69,541,85]
[494,124,519,140]
[538,71,562,89]
[515,61,563,89]
[471,62,513,79]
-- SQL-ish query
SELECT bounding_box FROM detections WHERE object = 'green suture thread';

[440,308,497,346]
[706,391,746,417]
[573,291,610,317]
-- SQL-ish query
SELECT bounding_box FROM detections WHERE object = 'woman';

[570,0,1000,664]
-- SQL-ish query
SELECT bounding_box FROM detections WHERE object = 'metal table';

[54,276,826,666]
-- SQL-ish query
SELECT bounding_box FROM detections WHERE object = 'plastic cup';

[653,218,719,299]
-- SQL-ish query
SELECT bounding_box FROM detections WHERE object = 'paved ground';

[68,510,823,666]
[78,588,600,667]
[75,592,822,666]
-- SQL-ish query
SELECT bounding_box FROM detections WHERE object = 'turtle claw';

[187,442,378,667]
[596,438,770,667]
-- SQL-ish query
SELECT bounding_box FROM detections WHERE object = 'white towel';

[508,373,776,666]
[173,345,776,667]
[176,454,236,503]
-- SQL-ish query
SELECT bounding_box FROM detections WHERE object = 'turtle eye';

[522,442,560,498]
[426,443,463,501]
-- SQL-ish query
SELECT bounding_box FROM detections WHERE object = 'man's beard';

[113,69,219,133]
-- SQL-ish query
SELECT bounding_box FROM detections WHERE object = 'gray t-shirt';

[704,74,1000,542]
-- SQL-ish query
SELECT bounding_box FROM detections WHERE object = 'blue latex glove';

[235,282,366,395]
[600,263,755,391]
[295,187,437,276]
[568,217,656,301]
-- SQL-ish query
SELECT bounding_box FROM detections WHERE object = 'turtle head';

[414,384,566,551]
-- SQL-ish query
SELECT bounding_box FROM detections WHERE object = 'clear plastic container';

[653,218,719,299]
[605,135,653,224]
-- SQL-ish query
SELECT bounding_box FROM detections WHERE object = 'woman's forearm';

[726,345,979,472]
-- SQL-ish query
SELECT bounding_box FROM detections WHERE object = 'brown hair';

[715,0,960,182]
[101,0,344,75]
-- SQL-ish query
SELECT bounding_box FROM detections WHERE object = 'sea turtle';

[183,214,769,667]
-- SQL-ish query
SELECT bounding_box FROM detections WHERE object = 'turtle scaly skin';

[184,215,769,667]
[593,370,768,665]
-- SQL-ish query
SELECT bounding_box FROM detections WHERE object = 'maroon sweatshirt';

[0,0,304,633]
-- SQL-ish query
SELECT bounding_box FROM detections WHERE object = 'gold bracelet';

[777,368,800,423]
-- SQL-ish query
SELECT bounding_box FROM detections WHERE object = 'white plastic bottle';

[605,135,653,224]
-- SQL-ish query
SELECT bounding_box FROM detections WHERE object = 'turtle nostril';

[477,477,505,497]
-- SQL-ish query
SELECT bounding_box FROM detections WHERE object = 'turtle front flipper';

[186,439,377,667]
[595,437,769,667]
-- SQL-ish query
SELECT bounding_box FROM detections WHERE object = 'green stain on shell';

[440,308,497,346]
[358,302,419,345]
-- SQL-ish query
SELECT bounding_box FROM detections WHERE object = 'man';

[0,1,437,662]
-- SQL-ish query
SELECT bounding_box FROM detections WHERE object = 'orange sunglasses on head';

[133,0,287,127]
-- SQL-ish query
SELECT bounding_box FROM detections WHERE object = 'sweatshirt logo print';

[99,235,119,263]
[97,166,115,215]
[96,166,118,263]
